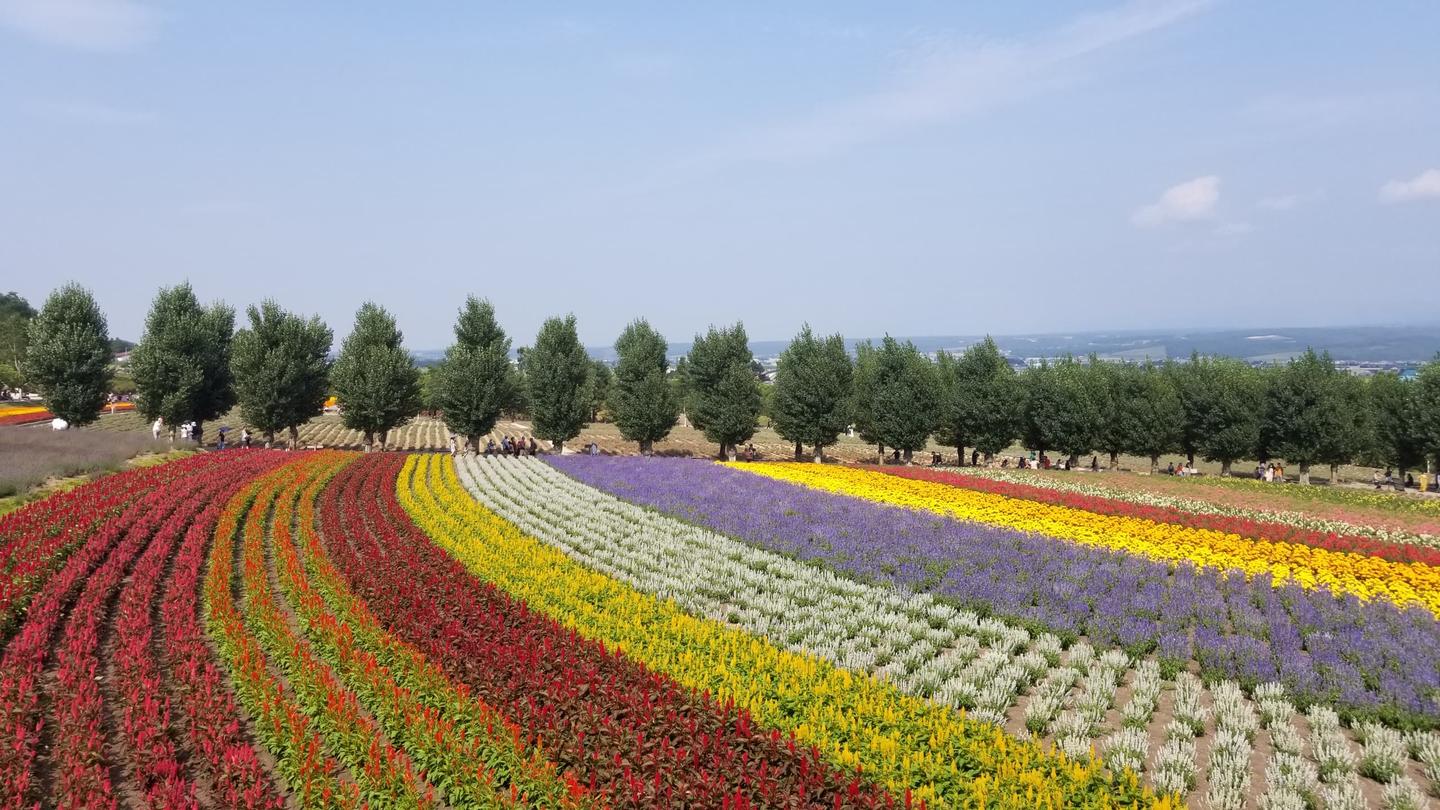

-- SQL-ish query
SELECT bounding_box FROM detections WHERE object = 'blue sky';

[2,1,1437,348]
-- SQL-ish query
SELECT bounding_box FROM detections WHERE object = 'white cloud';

[1131,176,1220,227]
[666,0,1212,173]
[1257,194,1299,211]
[1379,169,1440,204]
[0,0,159,52]
[1214,221,1253,236]
[1256,190,1324,212]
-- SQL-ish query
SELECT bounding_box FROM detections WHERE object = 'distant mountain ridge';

[411,324,1440,366]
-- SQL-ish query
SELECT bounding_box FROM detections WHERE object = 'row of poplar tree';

[19,282,1440,481]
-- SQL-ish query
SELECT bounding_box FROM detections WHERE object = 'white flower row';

[455,456,1429,807]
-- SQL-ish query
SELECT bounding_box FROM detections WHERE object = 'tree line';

[10,283,1440,482]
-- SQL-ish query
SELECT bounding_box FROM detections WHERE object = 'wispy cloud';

[1132,175,1220,226]
[1379,168,1440,204]
[668,0,1212,173]
[0,0,159,52]
[1256,190,1324,212]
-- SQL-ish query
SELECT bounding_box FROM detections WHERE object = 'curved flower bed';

[884,467,1440,565]
[956,466,1440,549]
[736,464,1440,616]
[333,453,902,807]
[549,455,1440,729]
[402,453,1154,809]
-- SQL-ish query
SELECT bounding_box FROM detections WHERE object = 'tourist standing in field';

[152,417,163,440]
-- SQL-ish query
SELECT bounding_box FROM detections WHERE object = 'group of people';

[1254,462,1286,482]
[452,434,539,457]
[1167,461,1199,477]
[1373,469,1431,492]
[151,416,251,449]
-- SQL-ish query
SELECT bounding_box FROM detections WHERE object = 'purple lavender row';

[547,455,1440,728]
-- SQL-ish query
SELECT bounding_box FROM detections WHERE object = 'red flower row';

[0,452,278,805]
[0,401,134,427]
[881,467,1440,567]
[320,454,899,808]
[0,457,189,637]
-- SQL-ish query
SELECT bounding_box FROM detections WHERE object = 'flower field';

[0,451,1434,807]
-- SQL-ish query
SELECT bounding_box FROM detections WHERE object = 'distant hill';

[412,324,1440,366]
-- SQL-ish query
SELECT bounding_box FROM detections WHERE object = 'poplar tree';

[526,315,592,452]
[25,284,111,427]
[230,300,333,447]
[934,337,1020,464]
[590,360,613,421]
[130,283,236,439]
[1262,349,1353,484]
[687,322,760,460]
[869,337,937,463]
[610,319,679,454]
[1117,362,1184,473]
[1022,357,1099,466]
[771,325,853,462]
[1368,372,1425,478]
[435,297,514,452]
[331,302,421,450]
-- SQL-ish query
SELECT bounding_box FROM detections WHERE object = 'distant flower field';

[0,450,1434,808]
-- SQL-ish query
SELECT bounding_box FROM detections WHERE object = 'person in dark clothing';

[527,437,538,456]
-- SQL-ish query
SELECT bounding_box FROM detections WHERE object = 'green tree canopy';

[1368,371,1426,475]
[526,314,592,452]
[1116,362,1184,472]
[1184,357,1266,475]
[610,319,679,454]
[0,291,37,389]
[934,337,1020,462]
[331,302,421,449]
[687,322,760,459]
[25,284,111,427]
[1413,357,1440,475]
[590,359,613,421]
[1087,358,1128,469]
[852,340,881,454]
[435,297,515,451]
[869,336,938,463]
[130,282,236,435]
[230,300,333,447]
[1262,349,1359,483]
[1022,357,1099,465]
[771,325,853,461]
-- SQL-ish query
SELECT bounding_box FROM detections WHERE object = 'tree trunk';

[1220,459,1232,476]
[640,439,653,456]
[876,443,883,463]
[902,448,913,464]
[794,441,803,461]
[265,430,275,448]
[1149,455,1159,474]
[288,425,299,450]
[553,439,564,454]
[1329,464,1339,485]
[379,430,388,450]
[813,446,824,463]
[1187,451,1195,467]
[725,445,737,462]
[469,435,481,454]
[1068,453,1079,468]
[1109,452,1119,470]
[363,431,374,451]
[1298,463,1310,485]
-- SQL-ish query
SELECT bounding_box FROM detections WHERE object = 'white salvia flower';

[1380,776,1428,810]
[1359,724,1409,783]
[1318,773,1365,810]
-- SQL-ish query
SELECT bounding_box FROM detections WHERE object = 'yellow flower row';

[397,453,1164,810]
[728,463,1440,615]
